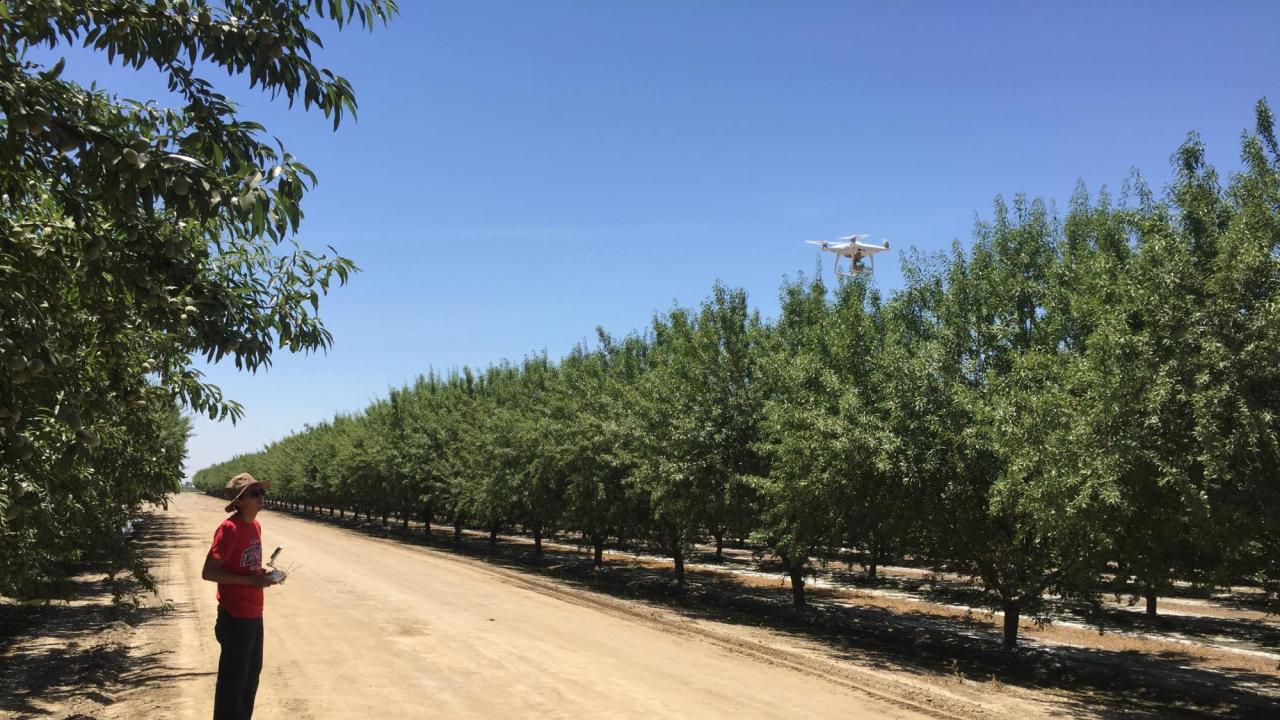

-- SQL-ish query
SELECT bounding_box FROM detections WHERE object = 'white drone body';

[806,234,890,277]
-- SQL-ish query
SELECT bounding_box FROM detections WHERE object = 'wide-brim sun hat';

[224,472,272,512]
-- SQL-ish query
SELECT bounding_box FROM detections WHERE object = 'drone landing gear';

[834,256,871,278]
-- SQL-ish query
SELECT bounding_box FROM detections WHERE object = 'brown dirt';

[2,493,1090,719]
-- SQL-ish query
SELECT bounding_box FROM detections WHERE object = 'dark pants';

[214,607,263,720]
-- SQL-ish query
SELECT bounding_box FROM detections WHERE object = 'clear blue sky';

[33,1,1280,478]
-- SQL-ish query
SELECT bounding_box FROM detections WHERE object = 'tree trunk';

[339,507,345,518]
[714,529,724,560]
[789,566,806,608]
[779,552,806,608]
[381,510,389,527]
[1002,599,1021,650]
[672,535,686,589]
[1145,588,1158,616]
[593,536,604,568]
[488,525,498,547]
[453,514,463,541]
[533,527,543,557]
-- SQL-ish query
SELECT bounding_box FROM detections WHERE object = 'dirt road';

[30,494,1070,719]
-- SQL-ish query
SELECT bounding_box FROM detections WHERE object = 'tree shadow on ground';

[0,513,212,718]
[267,504,1278,720]
[818,564,1280,655]
[1097,579,1279,618]
[1066,601,1280,651]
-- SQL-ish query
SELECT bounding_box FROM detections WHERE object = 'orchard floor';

[2,493,1275,719]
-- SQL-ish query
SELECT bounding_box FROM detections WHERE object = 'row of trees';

[1,2,397,597]
[198,102,1280,649]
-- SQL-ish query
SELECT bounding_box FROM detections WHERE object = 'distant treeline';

[197,103,1280,649]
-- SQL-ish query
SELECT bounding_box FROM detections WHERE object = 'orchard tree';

[756,273,904,606]
[509,353,564,556]
[907,196,1113,649]
[1191,102,1280,605]
[594,331,653,553]
[438,367,483,540]
[1,0,397,595]
[693,283,764,558]
[828,277,906,580]
[628,285,763,588]
[1069,186,1209,616]
[628,306,707,589]
[397,372,457,536]
[554,338,642,567]
[454,364,525,547]
[753,274,845,607]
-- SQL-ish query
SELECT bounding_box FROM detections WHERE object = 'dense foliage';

[197,102,1280,649]
[1,1,397,596]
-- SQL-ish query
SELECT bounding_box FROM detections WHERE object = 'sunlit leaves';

[0,0,397,596]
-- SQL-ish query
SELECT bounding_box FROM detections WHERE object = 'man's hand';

[249,573,282,589]
[202,554,282,587]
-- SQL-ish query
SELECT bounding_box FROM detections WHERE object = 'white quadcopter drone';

[806,233,890,277]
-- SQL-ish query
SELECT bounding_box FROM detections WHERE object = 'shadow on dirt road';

[0,514,212,719]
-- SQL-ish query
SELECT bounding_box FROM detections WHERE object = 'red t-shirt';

[209,515,265,619]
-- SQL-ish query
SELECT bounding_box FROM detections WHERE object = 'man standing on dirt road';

[202,472,282,720]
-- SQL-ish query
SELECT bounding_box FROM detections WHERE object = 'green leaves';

[1,1,397,596]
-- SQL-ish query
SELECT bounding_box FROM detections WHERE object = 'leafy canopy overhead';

[0,0,397,596]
